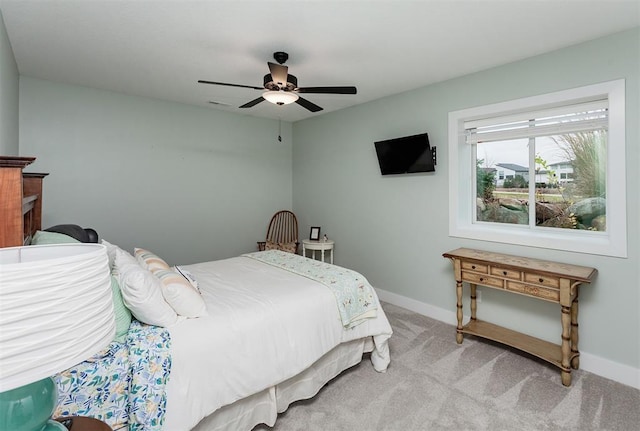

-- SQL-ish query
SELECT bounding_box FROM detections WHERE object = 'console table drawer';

[461,261,488,273]
[524,272,560,288]
[462,271,504,289]
[506,281,560,302]
[490,266,521,280]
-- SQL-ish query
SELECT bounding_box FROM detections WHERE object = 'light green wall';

[19,77,293,265]
[0,9,19,155]
[13,25,638,376]
[293,28,639,370]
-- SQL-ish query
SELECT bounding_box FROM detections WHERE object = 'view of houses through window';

[475,130,607,231]
[449,80,625,257]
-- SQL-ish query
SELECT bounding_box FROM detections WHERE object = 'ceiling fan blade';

[198,80,264,90]
[295,97,323,112]
[296,86,357,94]
[239,96,265,108]
[267,62,289,87]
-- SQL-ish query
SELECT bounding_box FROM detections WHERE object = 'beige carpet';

[260,302,640,431]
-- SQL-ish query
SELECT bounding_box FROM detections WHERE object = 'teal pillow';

[31,230,80,245]
[110,275,132,343]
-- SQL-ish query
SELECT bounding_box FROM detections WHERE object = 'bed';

[164,251,391,430]
[60,241,393,431]
[0,158,393,430]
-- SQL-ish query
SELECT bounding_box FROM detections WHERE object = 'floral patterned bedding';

[53,321,171,430]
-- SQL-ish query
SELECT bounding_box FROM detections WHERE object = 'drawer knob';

[479,277,484,282]
[539,278,544,283]
[471,265,476,269]
[503,271,507,275]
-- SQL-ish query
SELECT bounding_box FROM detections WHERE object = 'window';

[448,80,626,257]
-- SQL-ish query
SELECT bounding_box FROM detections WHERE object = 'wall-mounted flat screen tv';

[374,132,435,175]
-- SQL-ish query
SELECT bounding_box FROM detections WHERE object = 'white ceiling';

[1,0,638,123]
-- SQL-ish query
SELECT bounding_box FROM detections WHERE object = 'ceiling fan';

[198,51,357,113]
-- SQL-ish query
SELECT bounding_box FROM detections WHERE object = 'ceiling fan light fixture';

[199,52,356,112]
[263,90,299,105]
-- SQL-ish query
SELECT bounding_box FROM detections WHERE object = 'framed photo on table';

[309,227,321,241]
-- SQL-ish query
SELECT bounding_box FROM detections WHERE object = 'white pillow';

[114,249,179,327]
[133,247,207,318]
[173,266,199,292]
[154,268,207,318]
[102,239,124,272]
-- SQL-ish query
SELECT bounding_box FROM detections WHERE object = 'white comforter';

[164,256,392,431]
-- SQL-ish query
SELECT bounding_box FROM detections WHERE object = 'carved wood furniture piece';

[443,247,597,386]
[257,210,299,253]
[0,156,48,247]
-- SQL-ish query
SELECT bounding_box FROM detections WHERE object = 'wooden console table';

[442,248,596,386]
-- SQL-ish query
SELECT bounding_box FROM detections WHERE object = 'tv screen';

[374,133,435,175]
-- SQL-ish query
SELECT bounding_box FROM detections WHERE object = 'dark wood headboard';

[0,156,48,247]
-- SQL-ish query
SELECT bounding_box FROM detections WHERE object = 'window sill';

[450,221,626,258]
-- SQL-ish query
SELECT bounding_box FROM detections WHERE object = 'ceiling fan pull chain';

[278,118,282,142]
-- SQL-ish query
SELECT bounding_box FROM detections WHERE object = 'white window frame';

[448,80,627,258]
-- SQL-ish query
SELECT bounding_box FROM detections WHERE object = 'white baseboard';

[375,287,640,390]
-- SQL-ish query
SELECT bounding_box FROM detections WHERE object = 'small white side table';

[302,239,334,264]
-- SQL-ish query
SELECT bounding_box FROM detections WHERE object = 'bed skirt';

[191,337,372,431]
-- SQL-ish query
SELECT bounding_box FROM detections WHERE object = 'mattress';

[164,255,392,431]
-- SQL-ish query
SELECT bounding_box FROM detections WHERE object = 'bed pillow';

[133,247,206,318]
[102,239,124,271]
[265,240,297,254]
[115,249,179,327]
[110,275,132,342]
[154,268,207,318]
[134,247,171,272]
[173,266,200,292]
[279,242,297,253]
[31,230,80,245]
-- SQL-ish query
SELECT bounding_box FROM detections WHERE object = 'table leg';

[302,244,306,258]
[570,292,580,369]
[561,305,572,386]
[456,280,464,344]
[470,283,477,322]
[321,249,325,262]
[330,249,333,264]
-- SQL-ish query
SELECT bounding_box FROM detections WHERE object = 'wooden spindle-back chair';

[257,210,299,254]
